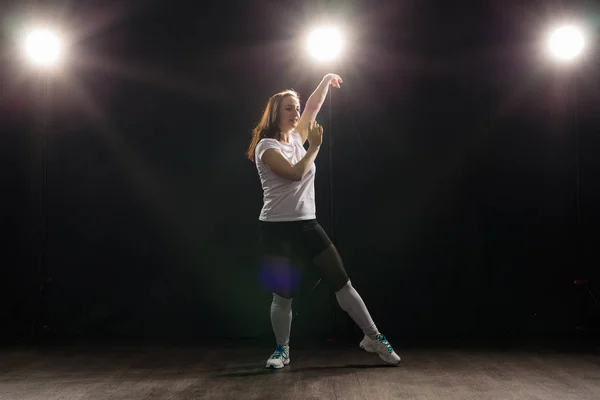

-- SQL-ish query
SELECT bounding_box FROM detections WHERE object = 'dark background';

[1,0,599,344]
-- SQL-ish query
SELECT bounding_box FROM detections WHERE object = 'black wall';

[2,0,599,343]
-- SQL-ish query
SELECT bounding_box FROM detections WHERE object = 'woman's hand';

[307,120,323,148]
[325,73,343,88]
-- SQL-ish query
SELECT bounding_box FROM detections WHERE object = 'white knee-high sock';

[335,280,379,339]
[270,293,293,346]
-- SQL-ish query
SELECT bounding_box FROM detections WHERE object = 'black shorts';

[257,219,334,296]
[257,219,332,262]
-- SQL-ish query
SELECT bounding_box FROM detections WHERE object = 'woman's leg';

[259,222,297,344]
[264,269,294,368]
[312,244,379,339]
[268,253,300,347]
[270,292,293,346]
[313,244,401,364]
[262,261,295,368]
[266,290,292,368]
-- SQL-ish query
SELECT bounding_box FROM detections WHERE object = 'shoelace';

[270,345,288,359]
[376,334,394,353]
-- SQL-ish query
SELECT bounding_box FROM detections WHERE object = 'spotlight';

[547,24,585,62]
[24,28,63,68]
[307,27,343,62]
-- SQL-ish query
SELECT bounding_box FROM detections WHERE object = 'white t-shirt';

[255,130,316,221]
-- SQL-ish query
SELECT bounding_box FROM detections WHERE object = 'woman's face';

[278,95,300,133]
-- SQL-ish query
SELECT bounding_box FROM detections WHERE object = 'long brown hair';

[246,89,300,162]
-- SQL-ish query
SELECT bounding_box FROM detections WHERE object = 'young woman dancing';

[247,73,401,368]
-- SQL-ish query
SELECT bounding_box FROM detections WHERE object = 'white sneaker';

[359,333,401,365]
[265,344,290,369]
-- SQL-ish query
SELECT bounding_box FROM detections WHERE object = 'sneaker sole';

[360,342,401,365]
[265,358,290,369]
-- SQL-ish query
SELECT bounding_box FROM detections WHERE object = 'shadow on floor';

[214,363,394,378]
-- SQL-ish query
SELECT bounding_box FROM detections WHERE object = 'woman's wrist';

[308,144,321,151]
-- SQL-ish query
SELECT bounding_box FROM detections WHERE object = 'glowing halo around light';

[547,24,585,62]
[24,28,64,68]
[307,27,343,62]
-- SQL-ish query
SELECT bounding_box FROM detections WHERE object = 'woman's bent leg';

[313,245,378,338]
[312,244,401,365]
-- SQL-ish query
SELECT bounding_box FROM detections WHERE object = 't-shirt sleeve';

[256,139,280,163]
[291,130,303,146]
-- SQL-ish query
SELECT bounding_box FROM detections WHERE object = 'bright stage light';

[307,27,343,62]
[24,28,63,68]
[547,24,585,62]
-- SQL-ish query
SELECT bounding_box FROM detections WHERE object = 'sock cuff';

[335,279,352,294]
[272,293,293,310]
